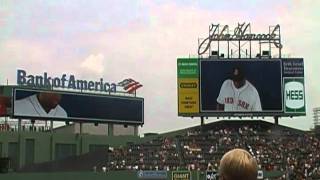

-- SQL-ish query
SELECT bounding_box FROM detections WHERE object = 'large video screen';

[13,88,144,124]
[200,59,282,115]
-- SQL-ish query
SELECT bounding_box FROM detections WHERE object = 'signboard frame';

[177,58,306,117]
[283,77,306,114]
[11,87,144,125]
[177,58,200,116]
[172,171,192,180]
[137,170,167,179]
[206,171,218,180]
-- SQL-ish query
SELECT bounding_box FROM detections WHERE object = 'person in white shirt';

[216,66,262,111]
[14,92,68,118]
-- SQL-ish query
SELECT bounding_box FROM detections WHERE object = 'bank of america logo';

[118,78,143,94]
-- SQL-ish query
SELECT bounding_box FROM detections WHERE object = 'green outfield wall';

[0,131,140,169]
[0,170,284,180]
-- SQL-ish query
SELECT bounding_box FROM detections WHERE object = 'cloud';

[271,0,320,130]
[0,39,55,84]
[87,1,319,133]
[80,53,105,77]
[0,0,319,133]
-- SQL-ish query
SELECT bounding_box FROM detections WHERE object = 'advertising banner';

[206,171,218,180]
[177,58,200,115]
[172,171,191,180]
[282,58,305,115]
[137,170,167,179]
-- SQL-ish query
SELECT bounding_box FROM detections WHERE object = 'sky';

[0,0,319,134]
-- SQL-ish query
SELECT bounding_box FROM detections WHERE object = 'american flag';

[118,78,143,94]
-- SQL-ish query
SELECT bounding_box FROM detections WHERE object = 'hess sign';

[284,78,305,113]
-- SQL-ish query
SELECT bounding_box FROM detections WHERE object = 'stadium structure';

[314,107,320,135]
[0,23,318,180]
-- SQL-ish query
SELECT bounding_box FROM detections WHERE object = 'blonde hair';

[219,148,258,180]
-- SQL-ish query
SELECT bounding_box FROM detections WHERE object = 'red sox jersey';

[217,79,262,111]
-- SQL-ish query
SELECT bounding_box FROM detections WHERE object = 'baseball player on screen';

[14,92,68,118]
[216,66,262,111]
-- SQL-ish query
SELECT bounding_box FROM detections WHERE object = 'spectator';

[219,148,258,180]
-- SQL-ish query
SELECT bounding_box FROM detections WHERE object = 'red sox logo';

[117,78,143,94]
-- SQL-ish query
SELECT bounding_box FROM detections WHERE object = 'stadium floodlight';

[211,51,218,56]
[262,51,271,58]
[262,51,270,56]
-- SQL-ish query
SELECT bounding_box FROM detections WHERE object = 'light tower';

[314,107,320,130]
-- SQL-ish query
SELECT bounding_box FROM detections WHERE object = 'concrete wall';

[74,123,108,135]
[53,123,137,136]
[53,124,75,134]
[113,124,135,136]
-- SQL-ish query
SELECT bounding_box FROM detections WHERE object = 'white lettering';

[198,23,282,55]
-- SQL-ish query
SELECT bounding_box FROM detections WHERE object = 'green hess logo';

[284,78,305,113]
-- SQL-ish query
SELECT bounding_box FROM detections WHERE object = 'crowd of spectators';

[108,121,320,179]
[109,137,180,171]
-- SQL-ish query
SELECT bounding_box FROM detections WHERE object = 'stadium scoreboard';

[12,88,144,124]
[177,58,305,117]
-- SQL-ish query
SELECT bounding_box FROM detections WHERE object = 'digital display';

[13,88,144,124]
